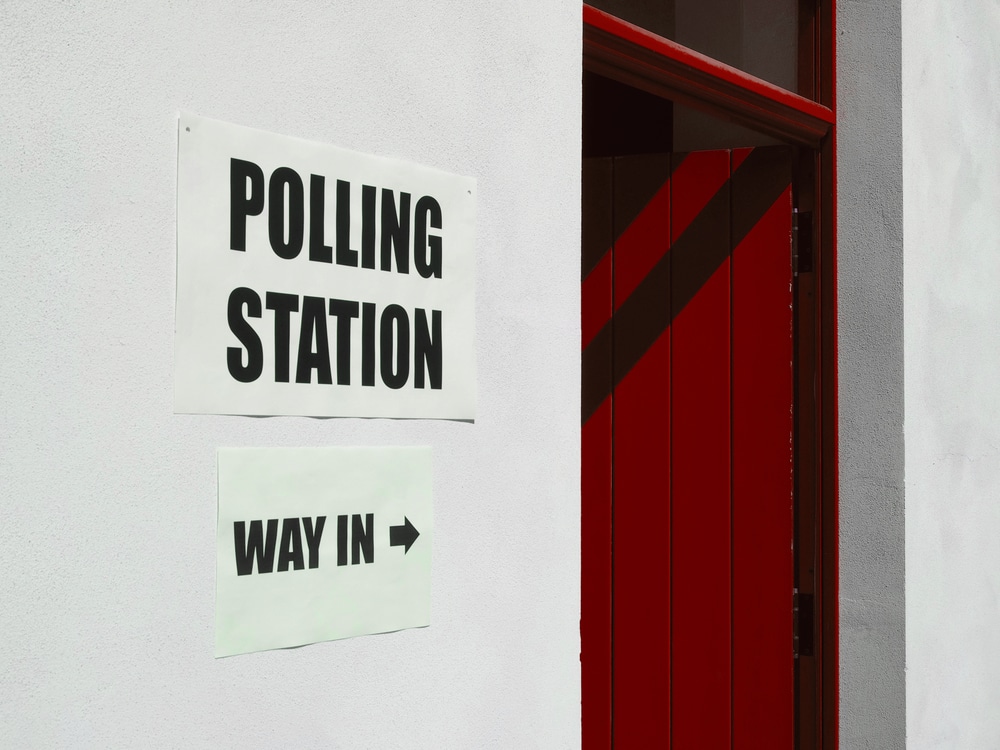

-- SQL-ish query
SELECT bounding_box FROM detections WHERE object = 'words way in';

[233,514,421,576]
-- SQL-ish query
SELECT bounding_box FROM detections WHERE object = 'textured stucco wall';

[837,0,907,746]
[0,2,581,747]
[904,2,1000,748]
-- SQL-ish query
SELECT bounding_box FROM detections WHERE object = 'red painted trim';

[583,5,834,147]
[819,1,838,746]
[823,121,840,750]
[581,158,613,750]
[581,404,612,750]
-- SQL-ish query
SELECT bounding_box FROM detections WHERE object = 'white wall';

[838,0,906,745]
[904,1,1000,747]
[0,2,581,747]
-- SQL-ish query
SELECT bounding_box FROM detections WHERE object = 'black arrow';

[389,517,420,554]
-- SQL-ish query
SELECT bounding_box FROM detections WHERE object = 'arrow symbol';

[389,517,420,554]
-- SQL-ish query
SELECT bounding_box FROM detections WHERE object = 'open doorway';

[581,5,837,748]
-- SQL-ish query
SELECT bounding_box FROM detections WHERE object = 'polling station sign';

[216,447,432,657]
[175,114,476,418]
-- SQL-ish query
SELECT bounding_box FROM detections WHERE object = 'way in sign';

[233,514,420,576]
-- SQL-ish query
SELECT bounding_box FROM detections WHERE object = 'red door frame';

[581,5,839,748]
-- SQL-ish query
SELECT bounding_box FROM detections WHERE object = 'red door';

[582,147,795,749]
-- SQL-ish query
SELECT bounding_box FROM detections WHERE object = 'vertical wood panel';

[795,252,820,750]
[670,149,732,750]
[612,155,672,748]
[731,147,794,749]
[581,157,613,750]
[613,180,672,309]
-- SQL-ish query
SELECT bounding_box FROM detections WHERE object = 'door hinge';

[793,589,815,659]
[792,209,813,275]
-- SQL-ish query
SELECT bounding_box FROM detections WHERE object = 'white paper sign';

[215,447,432,657]
[176,114,476,418]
